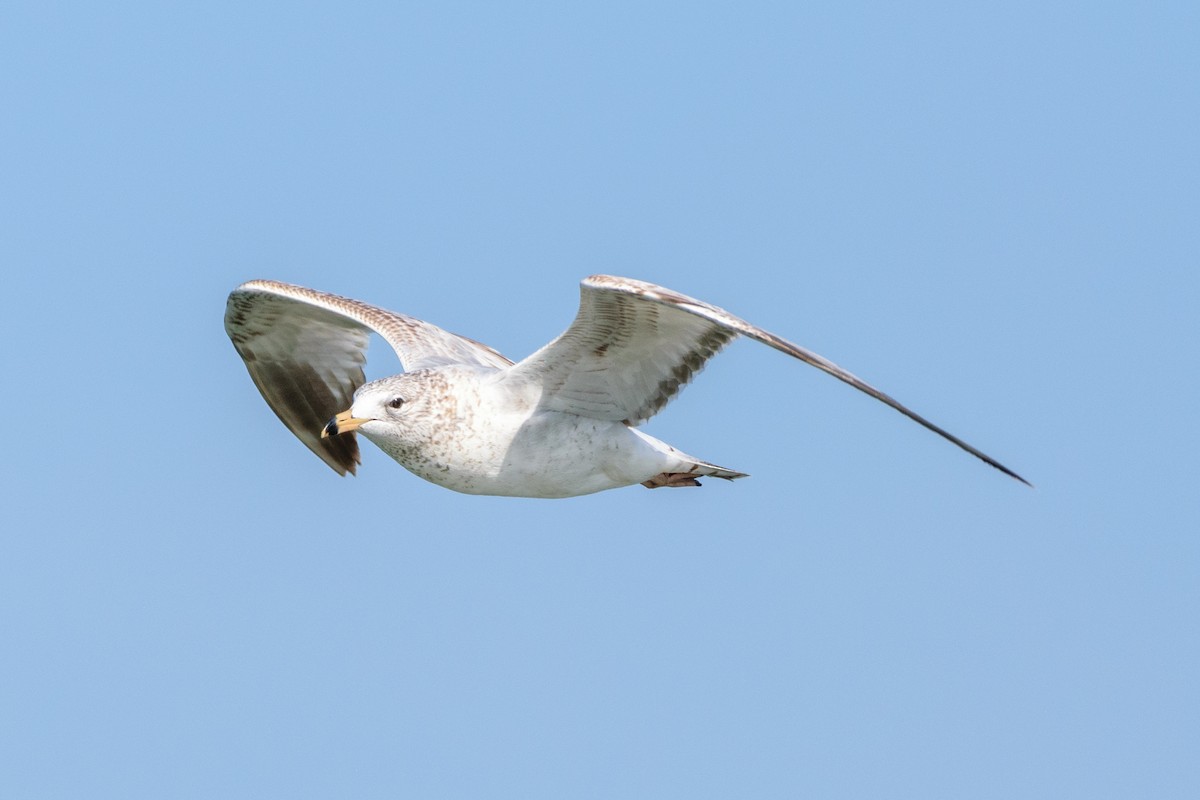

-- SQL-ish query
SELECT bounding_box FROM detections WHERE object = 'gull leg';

[641,472,704,489]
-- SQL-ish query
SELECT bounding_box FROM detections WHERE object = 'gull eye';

[388,397,405,409]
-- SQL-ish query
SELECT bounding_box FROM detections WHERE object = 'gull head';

[321,372,439,449]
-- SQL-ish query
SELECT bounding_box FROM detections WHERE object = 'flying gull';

[225,275,1028,497]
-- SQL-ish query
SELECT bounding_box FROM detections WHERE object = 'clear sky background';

[2,2,1197,798]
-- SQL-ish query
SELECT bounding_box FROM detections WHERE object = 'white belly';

[385,411,672,498]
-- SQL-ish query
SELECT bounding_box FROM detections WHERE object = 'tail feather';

[629,428,747,489]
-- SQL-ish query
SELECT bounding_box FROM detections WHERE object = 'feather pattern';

[504,275,1030,485]
[504,277,738,425]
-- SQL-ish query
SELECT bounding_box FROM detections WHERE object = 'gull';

[224,275,1028,497]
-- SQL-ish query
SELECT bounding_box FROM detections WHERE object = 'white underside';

[363,412,706,498]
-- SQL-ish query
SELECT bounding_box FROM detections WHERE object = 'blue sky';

[2,1,1197,797]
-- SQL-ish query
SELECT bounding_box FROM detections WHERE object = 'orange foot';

[641,472,702,489]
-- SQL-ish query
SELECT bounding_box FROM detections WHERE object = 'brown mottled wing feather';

[505,275,1029,485]
[225,280,512,475]
[504,276,738,425]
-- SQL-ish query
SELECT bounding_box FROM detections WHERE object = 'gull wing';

[225,279,512,474]
[503,275,1028,485]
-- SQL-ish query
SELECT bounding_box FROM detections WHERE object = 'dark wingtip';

[998,464,1033,488]
[959,441,1030,487]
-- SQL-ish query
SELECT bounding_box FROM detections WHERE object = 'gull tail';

[629,428,748,489]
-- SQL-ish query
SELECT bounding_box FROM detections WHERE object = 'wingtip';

[986,459,1032,488]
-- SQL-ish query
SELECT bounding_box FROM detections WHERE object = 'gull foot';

[641,472,703,489]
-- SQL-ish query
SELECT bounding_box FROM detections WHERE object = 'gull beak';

[321,409,371,438]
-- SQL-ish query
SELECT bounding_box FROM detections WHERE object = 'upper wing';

[503,275,1029,485]
[225,279,512,474]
